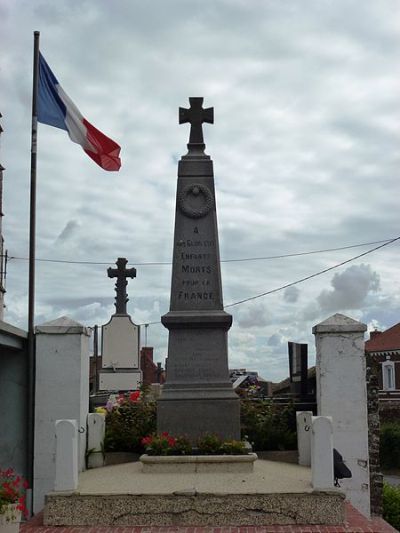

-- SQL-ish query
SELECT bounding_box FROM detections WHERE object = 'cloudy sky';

[1,0,399,381]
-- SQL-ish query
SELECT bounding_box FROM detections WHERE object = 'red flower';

[129,391,140,402]
[141,435,153,446]
[167,437,176,447]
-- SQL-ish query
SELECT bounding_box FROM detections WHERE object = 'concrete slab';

[77,458,313,494]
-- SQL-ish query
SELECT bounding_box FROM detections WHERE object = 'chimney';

[369,330,382,340]
[140,346,154,361]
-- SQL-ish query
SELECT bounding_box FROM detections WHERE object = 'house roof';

[365,322,400,353]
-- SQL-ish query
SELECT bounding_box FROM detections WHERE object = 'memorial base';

[157,395,240,441]
[140,453,257,473]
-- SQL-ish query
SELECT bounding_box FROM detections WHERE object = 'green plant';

[220,440,247,455]
[0,468,28,519]
[380,422,400,470]
[104,395,157,453]
[196,435,247,455]
[173,436,193,455]
[383,483,400,530]
[197,434,223,454]
[240,399,297,451]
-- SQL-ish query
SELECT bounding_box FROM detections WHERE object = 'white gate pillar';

[313,313,369,517]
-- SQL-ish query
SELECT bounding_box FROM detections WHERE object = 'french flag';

[38,53,121,171]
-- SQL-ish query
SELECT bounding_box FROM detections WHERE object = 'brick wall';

[367,369,383,516]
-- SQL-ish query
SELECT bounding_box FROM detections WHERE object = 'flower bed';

[141,432,249,456]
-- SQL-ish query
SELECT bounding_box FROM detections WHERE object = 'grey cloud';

[267,333,282,347]
[236,303,268,329]
[55,220,80,244]
[317,263,380,312]
[283,286,300,303]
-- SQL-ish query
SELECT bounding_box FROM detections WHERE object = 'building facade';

[365,324,400,402]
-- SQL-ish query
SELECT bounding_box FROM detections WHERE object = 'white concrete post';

[311,415,334,489]
[313,313,370,517]
[55,420,78,491]
[296,411,313,466]
[87,413,105,469]
[33,316,91,513]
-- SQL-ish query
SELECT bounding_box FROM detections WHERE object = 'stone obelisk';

[157,98,240,441]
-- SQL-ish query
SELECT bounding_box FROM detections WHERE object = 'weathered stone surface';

[44,491,345,526]
[140,453,257,473]
[157,99,240,441]
[101,315,139,369]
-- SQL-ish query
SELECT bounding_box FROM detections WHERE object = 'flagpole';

[27,29,40,515]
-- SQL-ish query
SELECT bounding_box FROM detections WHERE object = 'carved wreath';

[178,183,214,219]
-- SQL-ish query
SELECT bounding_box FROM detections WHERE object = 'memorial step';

[43,460,346,527]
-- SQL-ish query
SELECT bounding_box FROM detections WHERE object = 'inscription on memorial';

[172,229,220,307]
[168,347,221,381]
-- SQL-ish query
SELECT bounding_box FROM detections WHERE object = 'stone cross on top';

[107,257,136,315]
[179,97,213,151]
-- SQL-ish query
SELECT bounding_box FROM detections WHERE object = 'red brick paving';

[20,503,397,533]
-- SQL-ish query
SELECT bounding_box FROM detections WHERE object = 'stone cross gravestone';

[99,257,142,391]
[157,98,240,441]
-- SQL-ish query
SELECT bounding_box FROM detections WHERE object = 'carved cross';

[179,97,214,147]
[107,257,136,315]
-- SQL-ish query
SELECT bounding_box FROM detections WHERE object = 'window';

[382,361,396,391]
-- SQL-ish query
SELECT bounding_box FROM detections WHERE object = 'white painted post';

[33,316,91,513]
[313,313,370,518]
[54,420,78,491]
[87,413,105,469]
[311,416,334,489]
[296,411,313,466]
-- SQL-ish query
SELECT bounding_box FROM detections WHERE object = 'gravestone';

[99,257,142,391]
[157,97,240,441]
[288,341,308,398]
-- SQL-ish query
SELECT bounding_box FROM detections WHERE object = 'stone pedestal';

[158,99,240,441]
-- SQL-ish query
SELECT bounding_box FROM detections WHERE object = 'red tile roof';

[365,322,400,352]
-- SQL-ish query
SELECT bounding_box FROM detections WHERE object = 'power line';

[5,237,395,267]
[225,236,400,308]
[135,235,400,325]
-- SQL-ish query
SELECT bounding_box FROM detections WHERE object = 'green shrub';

[197,434,223,454]
[380,422,400,470]
[220,439,247,455]
[383,483,400,530]
[104,397,157,453]
[240,399,297,451]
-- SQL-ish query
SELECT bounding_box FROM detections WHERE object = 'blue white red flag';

[38,53,121,171]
